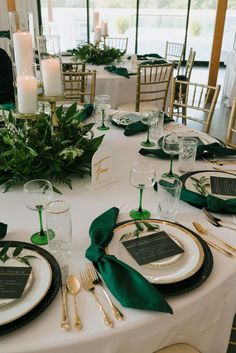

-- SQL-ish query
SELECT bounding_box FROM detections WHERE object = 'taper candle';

[101,21,108,36]
[93,10,100,31]
[94,26,101,43]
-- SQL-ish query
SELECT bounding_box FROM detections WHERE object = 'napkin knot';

[86,243,105,261]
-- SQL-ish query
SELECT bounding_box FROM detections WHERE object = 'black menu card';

[122,231,184,266]
[0,266,32,299]
[210,176,236,196]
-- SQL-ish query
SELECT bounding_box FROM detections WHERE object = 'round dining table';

[1,116,236,353]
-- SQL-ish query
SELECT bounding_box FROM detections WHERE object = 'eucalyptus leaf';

[13,245,24,257]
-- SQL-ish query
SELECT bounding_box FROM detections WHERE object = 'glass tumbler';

[150,111,164,143]
[157,177,182,221]
[46,200,72,256]
[178,137,198,173]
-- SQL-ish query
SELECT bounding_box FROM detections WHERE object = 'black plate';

[116,220,213,297]
[0,241,61,336]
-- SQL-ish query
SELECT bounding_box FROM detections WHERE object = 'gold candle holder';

[11,109,43,122]
[38,94,64,127]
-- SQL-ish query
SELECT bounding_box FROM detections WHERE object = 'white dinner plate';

[108,220,204,284]
[0,258,33,307]
[0,247,52,326]
[183,170,236,200]
[111,112,141,127]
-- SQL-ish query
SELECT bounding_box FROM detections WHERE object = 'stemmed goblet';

[141,109,155,147]
[23,179,54,245]
[129,161,156,220]
[94,95,110,131]
[162,133,181,178]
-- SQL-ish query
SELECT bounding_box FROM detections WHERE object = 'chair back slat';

[63,70,96,104]
[226,98,236,147]
[169,78,221,133]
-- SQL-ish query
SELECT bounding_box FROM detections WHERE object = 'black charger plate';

[0,241,61,336]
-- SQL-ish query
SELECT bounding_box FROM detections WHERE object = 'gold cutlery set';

[60,263,123,331]
[193,208,236,257]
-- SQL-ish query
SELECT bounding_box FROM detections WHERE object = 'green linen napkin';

[128,54,163,60]
[0,222,7,238]
[141,60,168,65]
[180,187,236,213]
[79,103,94,121]
[139,142,236,160]
[124,114,174,136]
[85,207,173,313]
[104,65,130,78]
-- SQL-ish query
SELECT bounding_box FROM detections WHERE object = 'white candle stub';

[41,57,63,96]
[94,26,101,43]
[17,75,37,114]
[101,21,108,36]
[13,32,33,76]
[93,10,100,30]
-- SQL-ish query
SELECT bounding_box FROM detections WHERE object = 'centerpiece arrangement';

[68,43,125,65]
[0,103,104,192]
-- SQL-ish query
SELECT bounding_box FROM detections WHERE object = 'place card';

[210,176,236,196]
[122,231,184,266]
[0,266,32,299]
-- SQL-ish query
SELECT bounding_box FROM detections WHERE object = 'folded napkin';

[141,60,168,65]
[140,142,236,160]
[128,53,163,60]
[0,222,7,238]
[78,103,94,121]
[180,187,236,213]
[124,114,174,136]
[104,65,130,78]
[85,207,173,313]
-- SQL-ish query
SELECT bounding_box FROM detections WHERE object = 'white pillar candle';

[17,75,37,114]
[93,10,100,31]
[13,32,33,76]
[94,26,101,43]
[41,57,63,96]
[48,0,53,22]
[101,21,108,36]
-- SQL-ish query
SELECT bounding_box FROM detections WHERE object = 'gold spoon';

[66,275,82,330]
[193,222,235,256]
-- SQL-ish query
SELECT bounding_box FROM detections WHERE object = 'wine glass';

[94,95,110,131]
[162,133,181,178]
[129,161,156,220]
[23,179,54,245]
[141,109,155,147]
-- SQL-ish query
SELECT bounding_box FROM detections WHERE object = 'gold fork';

[86,263,123,320]
[80,270,113,328]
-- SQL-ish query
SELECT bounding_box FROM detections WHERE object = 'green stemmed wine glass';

[95,95,110,131]
[129,161,156,220]
[162,133,181,178]
[141,109,155,147]
[23,179,54,245]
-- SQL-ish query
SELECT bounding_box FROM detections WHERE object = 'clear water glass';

[178,137,198,173]
[94,94,110,131]
[150,111,164,143]
[46,200,72,257]
[157,177,182,221]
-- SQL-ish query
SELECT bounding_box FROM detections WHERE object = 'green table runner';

[86,207,173,313]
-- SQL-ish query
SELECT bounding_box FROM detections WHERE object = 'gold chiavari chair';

[105,37,128,52]
[63,70,96,104]
[176,48,196,81]
[62,62,86,73]
[117,63,173,112]
[169,79,221,134]
[165,41,185,73]
[226,98,236,147]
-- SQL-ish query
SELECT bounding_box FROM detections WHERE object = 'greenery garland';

[0,103,104,192]
[68,43,125,65]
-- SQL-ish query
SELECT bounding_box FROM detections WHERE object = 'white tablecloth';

[223,49,236,107]
[62,57,170,111]
[1,120,236,353]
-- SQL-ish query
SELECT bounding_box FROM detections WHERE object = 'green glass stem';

[101,109,106,128]
[138,187,144,213]
[169,154,174,177]
[36,204,46,236]
[146,126,150,144]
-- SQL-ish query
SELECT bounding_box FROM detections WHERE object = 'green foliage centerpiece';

[68,43,125,65]
[0,103,104,192]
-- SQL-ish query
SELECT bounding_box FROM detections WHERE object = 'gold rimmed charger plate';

[108,219,204,284]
